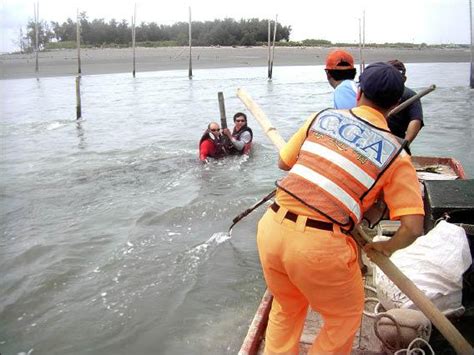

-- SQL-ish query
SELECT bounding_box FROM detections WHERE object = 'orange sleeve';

[382,154,425,219]
[279,114,316,167]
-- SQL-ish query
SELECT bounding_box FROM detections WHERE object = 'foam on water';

[185,232,232,259]
[46,121,67,130]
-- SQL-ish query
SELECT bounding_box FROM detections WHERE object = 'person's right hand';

[363,240,394,260]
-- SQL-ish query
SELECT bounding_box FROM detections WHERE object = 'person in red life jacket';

[199,122,227,163]
[222,112,253,155]
[256,62,424,354]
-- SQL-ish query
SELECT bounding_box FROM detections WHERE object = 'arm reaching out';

[363,214,424,258]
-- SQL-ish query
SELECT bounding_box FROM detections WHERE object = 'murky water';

[1,63,473,354]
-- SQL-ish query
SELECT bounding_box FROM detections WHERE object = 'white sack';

[374,221,472,316]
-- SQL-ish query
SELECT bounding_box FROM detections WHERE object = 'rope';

[374,313,403,351]
[374,312,433,354]
[228,189,276,233]
[393,338,435,355]
[363,297,381,318]
[363,285,384,318]
[434,213,474,235]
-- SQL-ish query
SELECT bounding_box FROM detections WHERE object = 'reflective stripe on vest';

[277,109,405,227]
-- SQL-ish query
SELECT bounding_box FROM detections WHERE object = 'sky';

[0,0,472,53]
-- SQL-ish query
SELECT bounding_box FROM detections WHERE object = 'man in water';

[387,59,424,154]
[222,112,253,155]
[199,122,226,163]
[325,49,358,109]
[257,62,424,354]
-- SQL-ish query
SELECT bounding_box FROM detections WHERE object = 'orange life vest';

[277,109,406,228]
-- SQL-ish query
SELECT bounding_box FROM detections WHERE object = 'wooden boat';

[239,155,471,355]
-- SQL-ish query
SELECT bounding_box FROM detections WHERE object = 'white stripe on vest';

[301,141,375,189]
[290,164,362,220]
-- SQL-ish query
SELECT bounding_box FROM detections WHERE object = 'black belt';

[270,202,333,231]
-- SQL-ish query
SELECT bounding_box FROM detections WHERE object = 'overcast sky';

[0,0,471,53]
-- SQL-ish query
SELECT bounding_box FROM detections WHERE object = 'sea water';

[0,63,473,354]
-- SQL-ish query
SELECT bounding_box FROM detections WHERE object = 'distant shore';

[0,46,471,80]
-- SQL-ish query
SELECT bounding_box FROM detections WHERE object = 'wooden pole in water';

[358,18,363,74]
[76,9,81,75]
[75,76,82,119]
[218,92,228,130]
[218,91,233,148]
[34,2,39,73]
[236,87,474,355]
[362,10,366,71]
[267,20,271,79]
[188,6,193,79]
[470,0,473,88]
[132,3,136,78]
[269,15,277,80]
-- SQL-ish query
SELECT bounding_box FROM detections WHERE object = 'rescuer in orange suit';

[256,62,425,354]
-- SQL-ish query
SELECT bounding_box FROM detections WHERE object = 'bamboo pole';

[470,0,473,88]
[132,3,136,78]
[76,9,81,75]
[34,2,39,73]
[267,20,271,79]
[75,76,82,119]
[269,15,278,80]
[188,6,193,79]
[236,87,473,355]
[237,88,285,150]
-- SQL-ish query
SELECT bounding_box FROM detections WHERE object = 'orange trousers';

[256,206,364,354]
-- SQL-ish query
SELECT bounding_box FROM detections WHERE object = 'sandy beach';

[0,46,470,80]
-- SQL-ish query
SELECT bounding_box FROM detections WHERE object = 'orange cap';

[325,50,354,70]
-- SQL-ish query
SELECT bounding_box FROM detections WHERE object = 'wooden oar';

[236,87,473,355]
[388,84,436,117]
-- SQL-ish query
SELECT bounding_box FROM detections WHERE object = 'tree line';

[20,12,292,51]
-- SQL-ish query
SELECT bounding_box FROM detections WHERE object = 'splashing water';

[206,231,232,244]
[175,232,233,282]
[187,232,232,256]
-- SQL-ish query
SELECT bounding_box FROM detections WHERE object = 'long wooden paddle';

[236,87,473,355]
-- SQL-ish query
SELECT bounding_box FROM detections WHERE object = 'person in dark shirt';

[222,112,253,155]
[387,60,424,154]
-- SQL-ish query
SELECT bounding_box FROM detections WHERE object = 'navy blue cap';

[359,62,405,109]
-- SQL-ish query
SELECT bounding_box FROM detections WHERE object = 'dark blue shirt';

[387,87,424,139]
